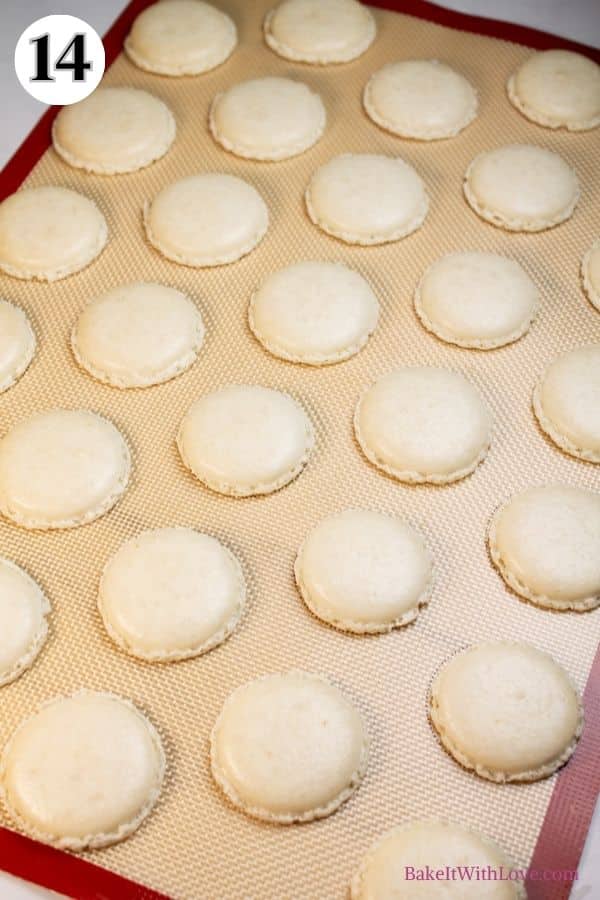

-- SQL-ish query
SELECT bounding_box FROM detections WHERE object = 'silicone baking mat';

[0,2,599,898]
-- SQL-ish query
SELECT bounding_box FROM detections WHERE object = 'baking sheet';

[0,2,599,897]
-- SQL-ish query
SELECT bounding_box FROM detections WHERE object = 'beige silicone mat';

[1,2,599,897]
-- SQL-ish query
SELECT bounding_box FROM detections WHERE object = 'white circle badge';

[15,15,105,105]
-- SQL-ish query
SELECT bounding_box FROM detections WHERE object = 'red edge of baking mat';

[0,1,599,898]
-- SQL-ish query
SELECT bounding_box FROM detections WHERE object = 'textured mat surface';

[0,2,599,897]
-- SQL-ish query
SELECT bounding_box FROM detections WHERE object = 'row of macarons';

[0,133,595,289]
[0,541,584,883]
[0,638,582,900]
[2,249,599,470]
[3,23,597,275]
[1,467,599,694]
[1,324,599,505]
[122,0,599,134]
[50,47,600,182]
[0,249,582,383]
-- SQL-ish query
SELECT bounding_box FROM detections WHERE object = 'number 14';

[30,33,92,82]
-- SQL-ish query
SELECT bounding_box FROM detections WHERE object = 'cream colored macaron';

[249,261,379,364]
[489,484,600,611]
[414,252,538,349]
[364,60,478,140]
[72,282,204,388]
[125,0,237,76]
[0,301,36,393]
[0,691,165,849]
[264,0,375,65]
[508,50,600,131]
[0,187,107,281]
[210,77,326,160]
[306,154,428,244]
[210,670,368,822]
[355,367,492,484]
[0,409,131,529]
[99,527,246,661]
[295,509,433,633]
[177,384,314,496]
[351,820,525,899]
[430,641,582,782]
[582,240,600,312]
[464,144,579,232]
[52,87,175,175]
[0,558,49,687]
[533,344,600,462]
[144,174,268,267]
